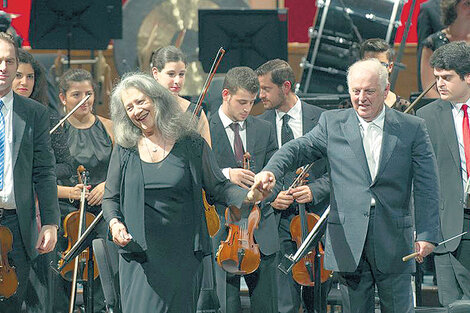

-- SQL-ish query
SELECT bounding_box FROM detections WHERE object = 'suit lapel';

[438,101,460,170]
[12,95,26,170]
[245,116,255,156]
[210,112,237,166]
[301,102,315,135]
[341,110,371,181]
[266,110,279,148]
[375,108,398,182]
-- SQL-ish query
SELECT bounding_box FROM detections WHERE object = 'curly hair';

[110,72,197,148]
[430,41,470,79]
[17,49,49,105]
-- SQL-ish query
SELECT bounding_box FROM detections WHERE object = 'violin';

[290,165,332,286]
[192,47,225,237]
[0,225,18,299]
[59,165,99,313]
[216,152,261,275]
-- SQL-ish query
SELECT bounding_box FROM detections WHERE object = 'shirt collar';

[356,105,386,131]
[1,89,14,111]
[218,106,246,130]
[451,97,470,112]
[275,95,301,122]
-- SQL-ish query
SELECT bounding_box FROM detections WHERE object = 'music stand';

[53,211,104,313]
[29,0,122,67]
[278,206,330,313]
[198,9,288,73]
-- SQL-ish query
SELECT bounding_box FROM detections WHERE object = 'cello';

[59,165,99,313]
[191,47,225,237]
[0,225,18,299]
[216,152,261,275]
[289,164,332,286]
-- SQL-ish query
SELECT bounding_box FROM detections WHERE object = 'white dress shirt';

[0,90,16,209]
[275,96,303,147]
[218,107,247,179]
[451,98,470,192]
[357,106,385,206]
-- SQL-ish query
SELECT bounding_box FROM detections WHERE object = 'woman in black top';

[103,73,247,313]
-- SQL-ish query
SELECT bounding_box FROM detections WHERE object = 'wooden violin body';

[216,152,261,275]
[195,48,225,238]
[289,165,332,286]
[59,211,99,281]
[0,225,18,299]
[202,189,220,237]
[290,211,331,286]
[216,206,261,275]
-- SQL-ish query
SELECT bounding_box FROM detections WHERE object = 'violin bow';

[190,47,225,122]
[50,94,92,134]
[403,81,436,114]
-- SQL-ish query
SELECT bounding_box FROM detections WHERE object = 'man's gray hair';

[110,72,196,148]
[347,58,389,91]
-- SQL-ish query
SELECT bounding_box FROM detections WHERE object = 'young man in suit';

[253,58,440,313]
[0,32,60,311]
[417,41,470,305]
[209,66,279,312]
[256,59,330,313]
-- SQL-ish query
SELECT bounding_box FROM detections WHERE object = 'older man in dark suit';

[256,59,330,313]
[417,41,470,306]
[0,32,59,311]
[253,58,440,313]
[209,66,279,313]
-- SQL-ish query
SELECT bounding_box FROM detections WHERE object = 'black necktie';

[230,122,244,167]
[281,114,294,146]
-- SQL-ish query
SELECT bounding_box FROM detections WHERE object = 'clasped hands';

[248,171,313,210]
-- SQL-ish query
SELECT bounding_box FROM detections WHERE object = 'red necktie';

[462,104,470,177]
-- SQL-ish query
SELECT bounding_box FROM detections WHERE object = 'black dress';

[120,142,199,312]
[66,117,113,190]
[102,134,248,313]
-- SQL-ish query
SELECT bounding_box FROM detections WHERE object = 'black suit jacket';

[12,93,60,258]
[258,101,330,212]
[209,113,279,255]
[417,100,463,253]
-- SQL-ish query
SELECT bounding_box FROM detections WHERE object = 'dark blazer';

[264,107,441,273]
[209,113,279,255]
[258,101,330,210]
[102,134,248,256]
[12,94,60,258]
[417,100,462,253]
